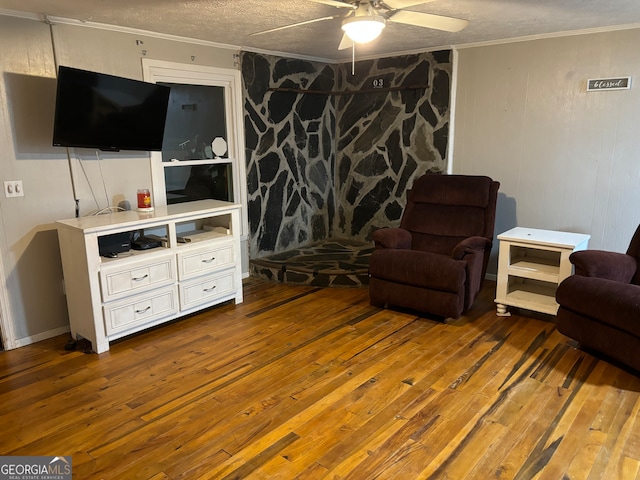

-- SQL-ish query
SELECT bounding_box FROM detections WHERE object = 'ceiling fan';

[251,0,469,50]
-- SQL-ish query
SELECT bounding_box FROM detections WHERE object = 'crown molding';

[3,8,640,64]
[454,22,640,50]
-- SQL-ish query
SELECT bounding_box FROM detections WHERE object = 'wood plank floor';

[1,277,640,479]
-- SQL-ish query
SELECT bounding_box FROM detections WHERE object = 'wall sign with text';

[587,77,632,91]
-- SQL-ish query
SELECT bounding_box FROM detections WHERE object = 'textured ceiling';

[2,0,640,61]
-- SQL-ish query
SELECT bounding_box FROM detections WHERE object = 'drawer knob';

[202,257,216,264]
[132,274,149,281]
[203,285,217,292]
[135,306,151,314]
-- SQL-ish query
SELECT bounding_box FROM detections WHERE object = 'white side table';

[495,227,590,316]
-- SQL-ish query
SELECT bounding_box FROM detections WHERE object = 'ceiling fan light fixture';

[341,15,386,44]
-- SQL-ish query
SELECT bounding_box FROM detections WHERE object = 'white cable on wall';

[45,14,82,217]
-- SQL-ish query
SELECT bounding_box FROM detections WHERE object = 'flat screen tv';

[52,66,171,152]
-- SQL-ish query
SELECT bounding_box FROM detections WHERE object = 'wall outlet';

[4,180,23,198]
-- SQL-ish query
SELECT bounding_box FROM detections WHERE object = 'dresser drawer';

[179,269,236,310]
[103,285,179,335]
[178,242,234,280]
[100,254,176,302]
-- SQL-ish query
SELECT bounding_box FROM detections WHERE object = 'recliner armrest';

[371,228,412,250]
[570,250,637,283]
[556,275,640,337]
[451,236,491,260]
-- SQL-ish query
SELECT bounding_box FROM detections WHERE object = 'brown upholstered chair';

[368,173,500,319]
[556,224,640,372]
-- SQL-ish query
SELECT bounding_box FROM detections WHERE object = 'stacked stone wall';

[241,50,451,258]
[335,51,451,240]
[242,53,336,258]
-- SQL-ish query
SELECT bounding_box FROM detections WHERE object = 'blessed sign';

[587,77,631,91]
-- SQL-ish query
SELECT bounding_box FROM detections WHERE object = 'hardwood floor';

[1,277,640,479]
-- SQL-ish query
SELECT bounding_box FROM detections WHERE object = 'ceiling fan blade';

[250,15,340,36]
[338,33,353,50]
[388,10,469,33]
[308,0,357,8]
[381,0,436,9]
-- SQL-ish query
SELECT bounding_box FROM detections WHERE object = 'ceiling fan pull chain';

[352,42,355,75]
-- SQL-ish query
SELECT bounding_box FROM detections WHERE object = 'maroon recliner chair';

[556,224,640,372]
[368,173,500,319]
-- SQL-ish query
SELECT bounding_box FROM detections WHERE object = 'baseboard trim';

[13,326,70,350]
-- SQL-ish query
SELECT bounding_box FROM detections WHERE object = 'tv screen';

[52,66,171,152]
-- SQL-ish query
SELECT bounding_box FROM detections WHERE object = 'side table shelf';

[495,227,590,316]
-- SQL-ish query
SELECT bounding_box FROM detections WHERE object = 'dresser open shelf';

[57,200,243,353]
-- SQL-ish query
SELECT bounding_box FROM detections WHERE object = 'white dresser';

[57,200,243,353]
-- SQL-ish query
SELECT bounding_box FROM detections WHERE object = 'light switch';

[4,180,24,198]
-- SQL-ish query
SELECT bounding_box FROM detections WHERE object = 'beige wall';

[0,14,238,347]
[453,29,640,274]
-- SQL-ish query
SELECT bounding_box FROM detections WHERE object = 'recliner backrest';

[400,174,499,255]
[626,224,640,285]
